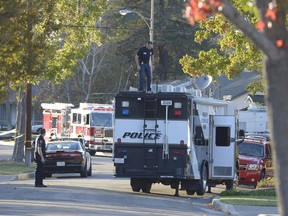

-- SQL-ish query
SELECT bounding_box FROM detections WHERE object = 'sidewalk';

[0,139,280,216]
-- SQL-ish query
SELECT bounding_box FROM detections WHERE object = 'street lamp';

[119,9,153,42]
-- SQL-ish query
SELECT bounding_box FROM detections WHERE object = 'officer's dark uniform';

[137,45,153,92]
[34,134,46,187]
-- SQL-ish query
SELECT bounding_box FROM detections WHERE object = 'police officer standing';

[135,41,154,92]
[34,128,47,187]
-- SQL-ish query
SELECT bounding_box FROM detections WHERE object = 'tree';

[0,0,106,163]
[183,0,288,214]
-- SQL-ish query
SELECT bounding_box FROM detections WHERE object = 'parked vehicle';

[237,137,273,188]
[70,103,114,154]
[44,140,92,178]
[113,87,240,196]
[31,125,42,134]
[41,103,114,155]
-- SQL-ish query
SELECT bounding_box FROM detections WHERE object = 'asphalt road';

[0,141,228,216]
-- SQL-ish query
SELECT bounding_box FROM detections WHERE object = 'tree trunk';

[12,90,25,162]
[264,56,288,216]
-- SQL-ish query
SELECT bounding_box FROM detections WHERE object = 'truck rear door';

[210,115,236,179]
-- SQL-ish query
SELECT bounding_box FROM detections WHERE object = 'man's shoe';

[35,185,47,187]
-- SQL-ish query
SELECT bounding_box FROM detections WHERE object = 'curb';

[15,172,34,180]
[0,172,34,182]
[212,195,238,216]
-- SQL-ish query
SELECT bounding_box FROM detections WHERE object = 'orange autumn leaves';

[183,0,223,25]
[184,0,285,48]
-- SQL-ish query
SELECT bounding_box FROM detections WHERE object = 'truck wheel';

[186,189,195,195]
[130,178,141,192]
[142,182,152,193]
[196,165,207,196]
[225,180,234,190]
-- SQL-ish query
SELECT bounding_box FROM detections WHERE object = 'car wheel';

[196,164,207,196]
[80,163,88,178]
[45,173,52,178]
[88,162,92,176]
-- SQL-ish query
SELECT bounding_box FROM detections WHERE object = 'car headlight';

[248,164,259,170]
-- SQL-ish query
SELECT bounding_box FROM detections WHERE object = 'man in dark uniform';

[34,128,47,187]
[135,41,154,92]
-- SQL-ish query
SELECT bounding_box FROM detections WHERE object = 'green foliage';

[220,188,276,197]
[179,2,263,83]
[0,0,106,89]
[257,177,276,188]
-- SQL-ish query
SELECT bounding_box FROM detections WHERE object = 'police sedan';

[44,140,92,178]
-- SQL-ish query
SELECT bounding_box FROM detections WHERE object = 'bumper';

[44,161,86,174]
[238,171,260,185]
[89,143,113,151]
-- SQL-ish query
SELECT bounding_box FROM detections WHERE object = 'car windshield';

[90,112,112,127]
[47,142,81,151]
[238,142,264,157]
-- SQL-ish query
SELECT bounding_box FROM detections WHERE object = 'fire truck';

[41,103,74,140]
[113,87,240,196]
[69,103,114,155]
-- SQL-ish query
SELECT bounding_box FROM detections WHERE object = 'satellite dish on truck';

[195,75,212,90]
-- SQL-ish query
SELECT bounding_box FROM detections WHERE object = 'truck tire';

[186,189,195,195]
[196,164,207,196]
[131,178,142,192]
[142,182,152,193]
[225,180,234,190]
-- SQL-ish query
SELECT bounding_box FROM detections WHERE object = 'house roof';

[217,71,261,99]
[246,94,265,105]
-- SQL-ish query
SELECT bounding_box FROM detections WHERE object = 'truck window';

[90,113,112,127]
[84,114,89,125]
[52,117,57,128]
[216,127,231,146]
[72,113,77,124]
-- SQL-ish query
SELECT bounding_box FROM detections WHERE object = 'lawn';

[0,160,35,175]
[220,188,277,206]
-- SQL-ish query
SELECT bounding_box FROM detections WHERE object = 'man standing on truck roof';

[135,41,154,92]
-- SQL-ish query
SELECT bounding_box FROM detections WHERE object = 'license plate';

[57,162,65,166]
[114,158,124,164]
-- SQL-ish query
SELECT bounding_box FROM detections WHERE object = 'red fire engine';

[69,103,114,155]
[41,103,74,141]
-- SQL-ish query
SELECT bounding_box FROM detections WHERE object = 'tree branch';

[220,0,285,61]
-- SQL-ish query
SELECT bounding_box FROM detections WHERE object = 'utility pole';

[25,0,32,166]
